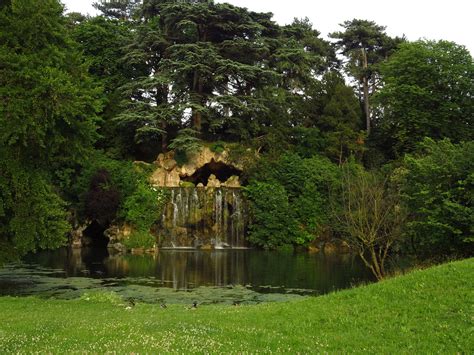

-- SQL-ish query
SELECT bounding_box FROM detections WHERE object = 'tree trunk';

[361,48,371,135]
[192,70,202,131]
[161,121,168,152]
[192,111,202,131]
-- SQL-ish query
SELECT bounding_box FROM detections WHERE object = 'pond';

[0,248,375,305]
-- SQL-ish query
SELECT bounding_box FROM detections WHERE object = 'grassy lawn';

[0,258,472,353]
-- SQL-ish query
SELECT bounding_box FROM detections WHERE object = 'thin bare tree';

[334,167,405,280]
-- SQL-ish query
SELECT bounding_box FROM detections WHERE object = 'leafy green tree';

[246,153,341,249]
[330,19,402,135]
[397,139,474,256]
[70,15,136,155]
[115,1,335,156]
[375,40,474,157]
[0,0,101,260]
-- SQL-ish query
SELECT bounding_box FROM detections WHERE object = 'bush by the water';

[123,230,156,250]
[121,182,167,232]
[76,153,168,235]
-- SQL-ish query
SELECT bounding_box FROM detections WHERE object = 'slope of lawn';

[0,258,472,353]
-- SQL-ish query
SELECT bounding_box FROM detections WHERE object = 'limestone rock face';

[150,147,243,188]
[104,223,132,252]
[70,224,88,249]
[207,174,221,188]
[223,175,241,188]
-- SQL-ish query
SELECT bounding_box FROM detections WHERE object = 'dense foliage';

[0,0,101,258]
[397,139,474,257]
[375,40,474,158]
[74,154,167,233]
[245,154,341,249]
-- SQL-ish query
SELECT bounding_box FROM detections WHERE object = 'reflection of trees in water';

[25,249,375,292]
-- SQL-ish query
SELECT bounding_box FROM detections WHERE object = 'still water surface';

[0,248,374,304]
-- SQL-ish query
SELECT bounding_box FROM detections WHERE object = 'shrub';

[169,128,202,166]
[75,152,168,234]
[244,181,301,249]
[123,230,156,250]
[210,141,226,154]
[121,182,161,231]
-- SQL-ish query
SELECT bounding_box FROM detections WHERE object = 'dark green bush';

[244,181,301,249]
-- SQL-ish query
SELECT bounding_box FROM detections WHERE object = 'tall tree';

[70,15,136,155]
[330,19,401,135]
[0,0,101,260]
[375,40,474,157]
[115,0,279,154]
[93,0,141,20]
[316,72,365,164]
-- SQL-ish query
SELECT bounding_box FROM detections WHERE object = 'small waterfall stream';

[158,187,247,249]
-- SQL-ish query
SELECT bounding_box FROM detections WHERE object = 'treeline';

[0,0,472,275]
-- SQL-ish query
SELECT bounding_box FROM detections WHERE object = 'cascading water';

[158,187,247,249]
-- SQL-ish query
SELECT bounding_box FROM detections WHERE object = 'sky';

[61,0,474,54]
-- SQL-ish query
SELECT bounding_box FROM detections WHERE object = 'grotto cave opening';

[82,221,110,248]
[182,159,242,186]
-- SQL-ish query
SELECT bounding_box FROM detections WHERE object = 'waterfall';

[214,189,223,247]
[171,189,178,228]
[159,187,247,249]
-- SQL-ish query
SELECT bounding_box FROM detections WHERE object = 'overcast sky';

[61,0,474,54]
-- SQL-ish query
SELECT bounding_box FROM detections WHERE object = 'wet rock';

[109,242,126,253]
[70,225,87,248]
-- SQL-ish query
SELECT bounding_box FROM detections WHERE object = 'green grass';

[0,259,473,353]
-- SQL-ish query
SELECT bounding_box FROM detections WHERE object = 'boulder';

[223,175,241,188]
[207,174,221,188]
[150,168,180,187]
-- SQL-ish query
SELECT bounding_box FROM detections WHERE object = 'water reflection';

[16,247,373,295]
